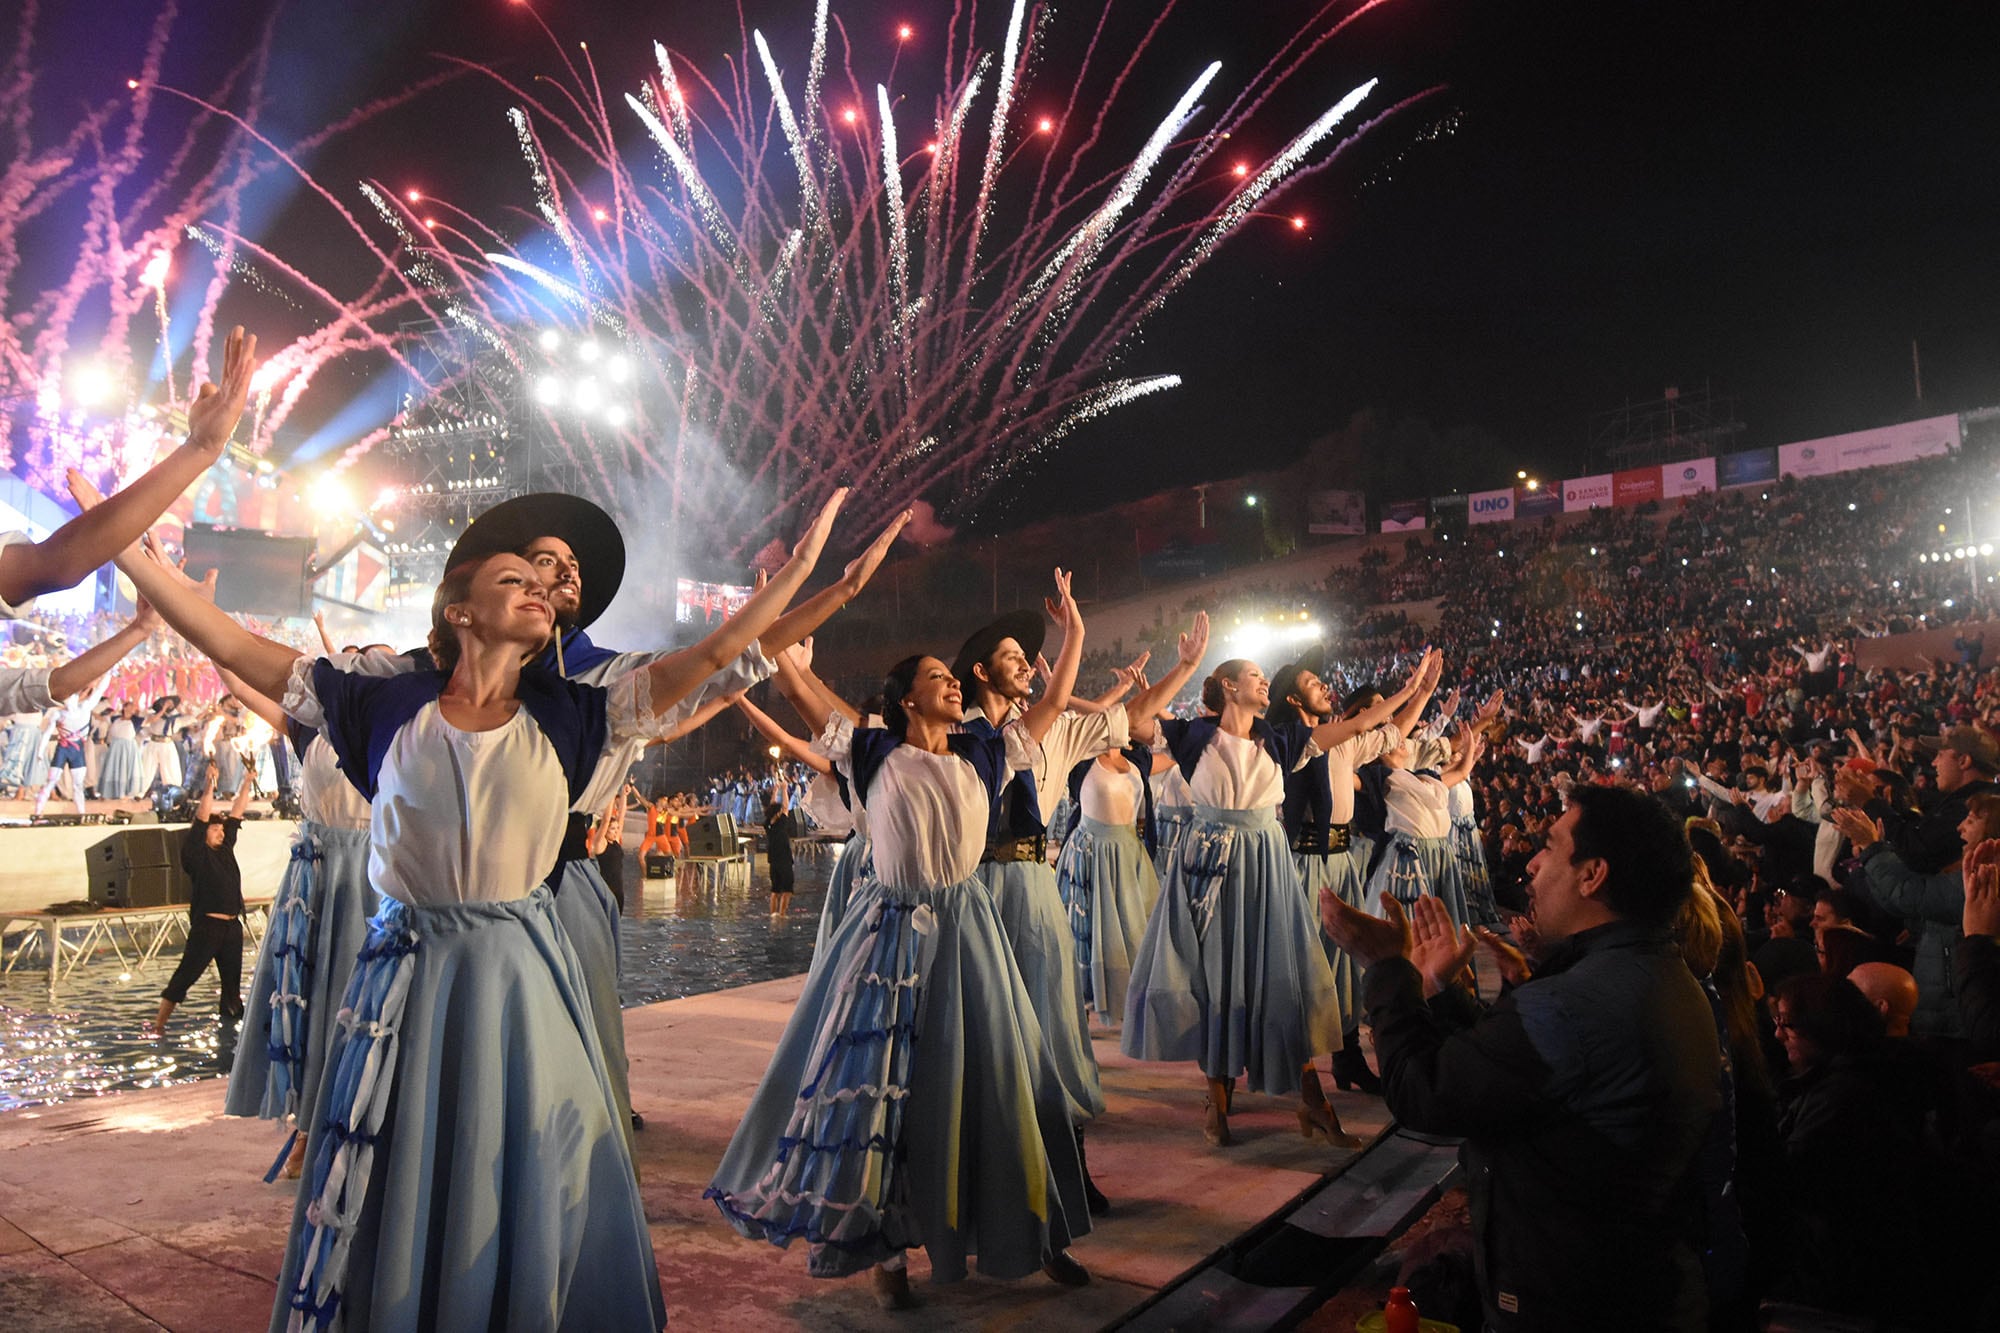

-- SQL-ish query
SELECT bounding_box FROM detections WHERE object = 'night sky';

[25,0,2000,523]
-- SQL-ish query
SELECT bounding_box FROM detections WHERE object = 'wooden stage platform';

[0,974,1416,1331]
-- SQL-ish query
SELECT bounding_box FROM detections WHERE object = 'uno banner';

[1380,498,1429,532]
[1562,473,1613,513]
[1613,467,1663,507]
[1517,488,1561,520]
[1718,448,1778,488]
[1779,413,1961,479]
[1662,457,1717,498]
[1468,487,1515,524]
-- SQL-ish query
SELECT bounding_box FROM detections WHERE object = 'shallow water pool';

[0,850,835,1113]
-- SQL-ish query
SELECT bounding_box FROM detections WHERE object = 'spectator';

[1323,786,1719,1332]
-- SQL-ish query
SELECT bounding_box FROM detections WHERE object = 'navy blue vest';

[310,659,606,805]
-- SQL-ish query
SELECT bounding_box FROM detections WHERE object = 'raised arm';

[1,330,256,609]
[1125,612,1211,741]
[733,695,833,774]
[195,766,219,822]
[230,771,255,819]
[1015,569,1084,745]
[771,640,855,732]
[756,508,911,655]
[216,665,291,736]
[1315,649,1439,753]
[1441,732,1484,787]
[640,489,846,712]
[1388,649,1443,736]
[47,600,164,701]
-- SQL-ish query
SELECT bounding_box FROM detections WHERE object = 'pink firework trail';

[391,0,1437,560]
[0,1,450,497]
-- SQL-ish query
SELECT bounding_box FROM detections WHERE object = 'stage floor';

[0,974,1392,1330]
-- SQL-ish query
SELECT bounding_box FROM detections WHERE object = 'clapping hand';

[1966,859,2000,940]
[1409,895,1476,998]
[1319,887,1412,967]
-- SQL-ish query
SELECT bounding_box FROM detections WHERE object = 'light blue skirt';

[813,835,873,958]
[707,872,1089,1284]
[1295,840,1376,1029]
[0,722,34,789]
[552,857,632,1142]
[226,825,375,1148]
[272,888,663,1333]
[1365,830,1469,925]
[98,736,141,799]
[1451,816,1501,927]
[1054,817,1161,1027]
[1151,804,1194,885]
[979,859,1105,1122]
[1122,805,1346,1095]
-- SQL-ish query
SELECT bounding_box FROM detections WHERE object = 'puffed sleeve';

[0,666,55,714]
[602,645,778,744]
[811,712,857,762]
[292,656,403,800]
[998,716,1045,777]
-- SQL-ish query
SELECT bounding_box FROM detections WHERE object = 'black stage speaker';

[644,853,673,880]
[86,828,192,908]
[686,813,739,857]
[181,526,315,617]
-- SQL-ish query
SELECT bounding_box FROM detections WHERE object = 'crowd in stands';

[1077,451,2000,1324]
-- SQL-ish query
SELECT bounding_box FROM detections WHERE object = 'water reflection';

[0,851,835,1112]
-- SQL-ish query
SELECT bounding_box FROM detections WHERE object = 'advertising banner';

[1306,488,1368,535]
[1718,447,1778,488]
[1468,487,1515,524]
[1517,488,1561,520]
[1562,473,1614,513]
[1613,467,1663,507]
[1779,413,1961,479]
[1661,457,1717,498]
[1380,498,1429,532]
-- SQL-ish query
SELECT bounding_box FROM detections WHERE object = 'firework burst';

[393,0,1435,560]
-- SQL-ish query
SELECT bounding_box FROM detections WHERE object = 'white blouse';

[298,732,371,831]
[1150,762,1194,811]
[1324,722,1401,824]
[824,713,1031,889]
[1188,728,1286,813]
[1383,769,1455,840]
[1079,758,1144,827]
[283,654,672,906]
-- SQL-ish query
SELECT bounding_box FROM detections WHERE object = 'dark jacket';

[1364,920,1722,1333]
[1957,934,2000,1062]
[1855,845,1963,1038]
[1896,777,1996,874]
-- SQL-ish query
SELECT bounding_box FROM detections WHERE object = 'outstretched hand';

[1043,567,1078,627]
[843,508,912,589]
[1473,924,1534,986]
[185,326,258,455]
[791,487,849,566]
[1178,610,1211,666]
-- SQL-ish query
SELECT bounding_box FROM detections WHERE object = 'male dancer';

[956,594,1208,1214]
[438,494,912,1135]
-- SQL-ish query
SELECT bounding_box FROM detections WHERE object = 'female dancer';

[214,618,382,1181]
[110,478,850,1332]
[1123,656,1405,1149]
[708,647,1094,1310]
[1055,740,1168,1030]
[100,699,142,800]
[1362,728,1485,925]
[1265,653,1437,1094]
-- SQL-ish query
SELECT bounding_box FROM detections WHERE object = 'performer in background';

[154,766,254,1034]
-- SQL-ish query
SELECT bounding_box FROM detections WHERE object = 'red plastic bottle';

[1383,1285,1421,1333]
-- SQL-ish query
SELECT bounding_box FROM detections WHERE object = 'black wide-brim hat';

[951,610,1047,691]
[444,493,626,630]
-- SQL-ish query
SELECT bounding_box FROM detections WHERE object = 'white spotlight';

[606,354,632,384]
[537,328,562,353]
[572,377,603,413]
[577,341,602,363]
[535,375,565,406]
